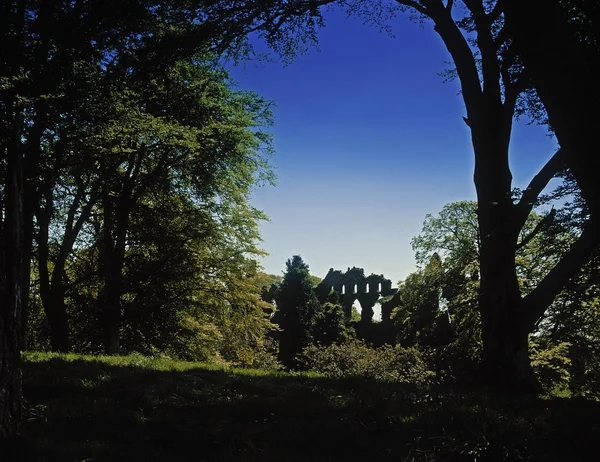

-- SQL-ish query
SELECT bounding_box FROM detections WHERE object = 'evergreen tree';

[275,256,322,367]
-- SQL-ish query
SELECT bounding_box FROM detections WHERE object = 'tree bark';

[99,173,133,355]
[0,102,24,437]
[36,186,70,352]
[470,93,540,390]
[102,279,122,355]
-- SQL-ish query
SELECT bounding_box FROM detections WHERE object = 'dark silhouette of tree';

[328,0,599,391]
[503,0,600,223]
[313,302,354,346]
[275,256,322,367]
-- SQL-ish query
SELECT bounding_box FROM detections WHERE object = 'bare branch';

[396,0,428,16]
[516,208,555,251]
[488,0,505,23]
[462,0,486,18]
[419,0,483,114]
[494,25,509,48]
[462,0,503,100]
[502,72,527,117]
[515,148,566,226]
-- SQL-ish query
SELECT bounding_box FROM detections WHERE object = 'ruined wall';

[316,267,397,324]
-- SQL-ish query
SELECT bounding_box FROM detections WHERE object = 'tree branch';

[516,208,555,251]
[523,217,600,329]
[420,0,483,115]
[463,0,502,101]
[488,0,505,23]
[397,0,429,16]
[515,148,566,227]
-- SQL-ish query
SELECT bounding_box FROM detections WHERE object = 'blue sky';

[228,7,558,288]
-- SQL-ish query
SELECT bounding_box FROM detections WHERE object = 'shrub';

[530,341,572,392]
[297,340,434,385]
[242,339,284,371]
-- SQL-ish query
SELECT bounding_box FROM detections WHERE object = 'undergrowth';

[5,352,600,461]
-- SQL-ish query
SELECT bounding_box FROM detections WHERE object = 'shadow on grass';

[7,356,600,461]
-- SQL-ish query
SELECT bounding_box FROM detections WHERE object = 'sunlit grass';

[22,350,324,378]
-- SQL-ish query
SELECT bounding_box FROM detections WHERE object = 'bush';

[297,340,434,385]
[530,341,572,392]
[240,339,284,371]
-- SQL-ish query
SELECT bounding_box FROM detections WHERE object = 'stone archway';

[316,267,397,326]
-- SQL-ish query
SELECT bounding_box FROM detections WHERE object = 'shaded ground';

[5,353,600,461]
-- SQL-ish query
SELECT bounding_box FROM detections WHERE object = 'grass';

[6,352,600,461]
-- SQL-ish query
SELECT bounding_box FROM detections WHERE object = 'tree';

[328,0,600,390]
[275,256,323,367]
[406,198,597,383]
[313,302,354,346]
[0,0,338,436]
[393,254,443,348]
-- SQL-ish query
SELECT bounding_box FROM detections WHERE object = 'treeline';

[267,194,599,396]
[0,0,333,375]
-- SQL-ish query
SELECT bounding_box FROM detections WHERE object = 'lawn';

[6,352,600,461]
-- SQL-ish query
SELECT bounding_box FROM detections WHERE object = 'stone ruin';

[316,267,398,325]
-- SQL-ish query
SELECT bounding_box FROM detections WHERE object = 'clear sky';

[228,7,558,288]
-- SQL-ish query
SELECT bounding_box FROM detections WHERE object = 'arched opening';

[353,284,358,294]
[352,299,362,321]
[372,302,383,322]
[378,282,382,292]
[341,285,346,295]
[365,283,369,293]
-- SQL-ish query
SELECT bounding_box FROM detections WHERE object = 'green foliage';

[307,274,323,288]
[411,201,480,270]
[402,199,600,387]
[313,302,354,346]
[22,52,278,361]
[350,305,362,323]
[392,254,444,348]
[530,342,572,393]
[258,273,283,305]
[243,339,284,372]
[537,285,600,398]
[298,340,434,385]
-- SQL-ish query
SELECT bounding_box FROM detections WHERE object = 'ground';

[4,352,600,461]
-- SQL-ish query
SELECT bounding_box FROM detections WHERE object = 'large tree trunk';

[21,102,48,351]
[102,273,122,355]
[43,292,69,353]
[0,323,22,438]
[0,105,24,438]
[478,242,538,390]
[38,265,70,353]
[99,177,132,356]
[419,2,541,389]
[36,187,70,352]
[471,105,541,390]
[20,214,33,350]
